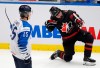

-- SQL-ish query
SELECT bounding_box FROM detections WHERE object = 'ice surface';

[0,50,100,68]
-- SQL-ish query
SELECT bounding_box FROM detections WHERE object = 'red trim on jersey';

[85,47,92,50]
[62,29,80,40]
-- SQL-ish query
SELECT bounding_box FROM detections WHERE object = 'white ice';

[0,49,100,68]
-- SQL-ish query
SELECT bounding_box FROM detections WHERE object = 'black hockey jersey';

[45,10,84,39]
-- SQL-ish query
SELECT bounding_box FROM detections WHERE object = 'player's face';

[55,11,63,19]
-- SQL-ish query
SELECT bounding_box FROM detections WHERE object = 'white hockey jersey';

[10,19,32,60]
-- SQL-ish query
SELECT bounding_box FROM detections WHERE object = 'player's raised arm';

[69,10,84,27]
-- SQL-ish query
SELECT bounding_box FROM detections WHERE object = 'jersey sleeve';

[10,21,19,40]
[69,10,84,27]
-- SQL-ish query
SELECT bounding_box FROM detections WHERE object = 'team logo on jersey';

[61,21,73,33]
[61,23,68,33]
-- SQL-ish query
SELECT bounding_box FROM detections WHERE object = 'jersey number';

[11,27,17,40]
[23,32,29,37]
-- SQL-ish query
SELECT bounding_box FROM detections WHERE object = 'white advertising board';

[0,4,100,46]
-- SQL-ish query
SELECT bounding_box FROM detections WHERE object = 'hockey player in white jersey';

[10,5,32,68]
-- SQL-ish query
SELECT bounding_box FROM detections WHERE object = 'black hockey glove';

[45,20,56,32]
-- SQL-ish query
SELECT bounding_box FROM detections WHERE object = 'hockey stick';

[5,8,12,30]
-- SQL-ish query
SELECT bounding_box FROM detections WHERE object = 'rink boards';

[0,2,100,52]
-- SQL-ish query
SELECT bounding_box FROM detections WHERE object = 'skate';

[83,57,96,66]
[50,50,60,60]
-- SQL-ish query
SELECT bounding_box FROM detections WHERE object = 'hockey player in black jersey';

[45,6,96,66]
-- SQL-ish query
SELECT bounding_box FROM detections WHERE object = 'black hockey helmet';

[49,6,61,17]
[19,5,31,13]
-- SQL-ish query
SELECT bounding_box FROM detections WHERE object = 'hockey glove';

[45,20,56,32]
